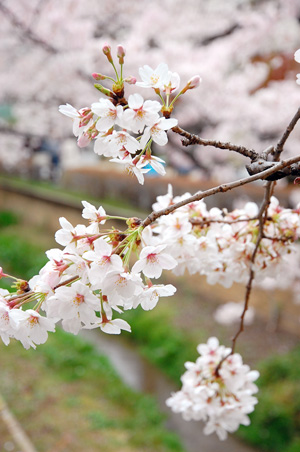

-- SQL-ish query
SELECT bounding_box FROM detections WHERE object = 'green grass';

[0,173,145,216]
[0,210,19,228]
[0,230,48,281]
[0,329,183,452]
[238,346,300,452]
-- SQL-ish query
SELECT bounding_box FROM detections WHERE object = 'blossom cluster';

[144,185,300,289]
[59,45,200,184]
[0,201,177,349]
[2,185,299,350]
[166,337,259,440]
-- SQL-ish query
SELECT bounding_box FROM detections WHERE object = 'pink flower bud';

[117,46,125,65]
[124,75,137,85]
[187,75,202,89]
[102,42,111,56]
[92,72,106,81]
[102,42,113,63]
[117,44,126,59]
[77,133,91,148]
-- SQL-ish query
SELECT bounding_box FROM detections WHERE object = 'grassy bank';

[0,329,183,452]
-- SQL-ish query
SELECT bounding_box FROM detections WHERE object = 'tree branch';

[172,125,259,160]
[142,154,300,227]
[230,181,274,355]
[272,107,300,161]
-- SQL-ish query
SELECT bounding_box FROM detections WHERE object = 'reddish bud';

[117,44,126,64]
[294,177,300,185]
[117,44,126,58]
[102,42,113,63]
[102,42,111,55]
[124,75,137,85]
[92,72,106,81]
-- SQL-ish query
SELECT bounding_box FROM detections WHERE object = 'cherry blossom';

[137,63,170,89]
[132,244,177,278]
[166,337,259,440]
[140,118,178,147]
[92,98,124,132]
[81,201,107,225]
[123,93,161,133]
[46,281,100,334]
[10,309,57,350]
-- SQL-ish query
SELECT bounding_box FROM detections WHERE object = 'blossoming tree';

[1,42,300,441]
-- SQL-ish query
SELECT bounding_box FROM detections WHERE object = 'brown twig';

[142,154,300,227]
[229,181,274,355]
[172,125,259,161]
[272,107,300,161]
[190,217,259,226]
[215,182,275,376]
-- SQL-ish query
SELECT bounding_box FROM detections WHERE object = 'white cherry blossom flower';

[59,103,80,119]
[140,117,178,147]
[138,154,166,176]
[110,154,150,185]
[108,130,141,155]
[102,270,143,306]
[0,297,18,345]
[137,63,169,89]
[82,201,107,225]
[10,309,57,350]
[132,244,177,278]
[87,317,131,334]
[46,281,100,334]
[92,98,123,131]
[137,284,176,310]
[123,93,161,133]
[163,71,181,94]
[84,238,124,286]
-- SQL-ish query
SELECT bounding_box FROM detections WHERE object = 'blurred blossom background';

[1,0,300,184]
[1,1,300,451]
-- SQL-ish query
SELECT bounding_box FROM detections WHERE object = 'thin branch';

[190,217,259,226]
[215,182,274,376]
[172,125,259,161]
[142,154,300,227]
[230,181,274,355]
[0,1,58,54]
[273,107,300,161]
